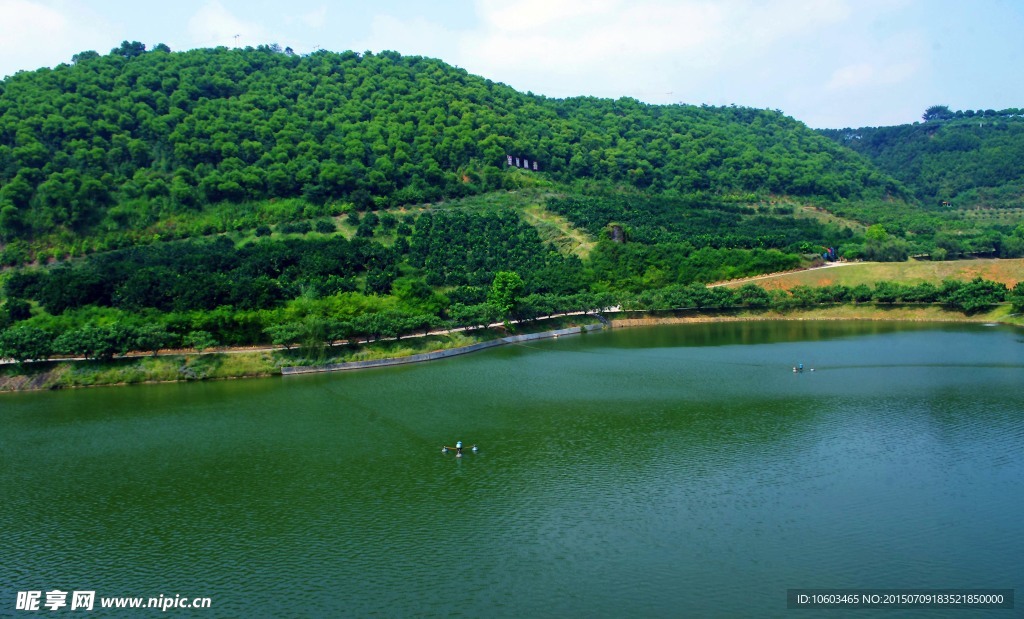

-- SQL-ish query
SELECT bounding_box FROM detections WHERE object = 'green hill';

[0,44,899,256]
[819,109,1024,211]
[3,44,1023,365]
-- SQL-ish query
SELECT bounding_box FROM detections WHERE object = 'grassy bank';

[4,307,1019,393]
[6,305,1015,391]
[0,350,282,392]
[2,305,1019,393]
[717,257,1024,290]
[610,303,1022,328]
[0,315,595,392]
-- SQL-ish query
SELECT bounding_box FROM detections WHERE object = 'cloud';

[187,0,269,48]
[465,1,718,75]
[0,0,66,44]
[0,0,113,77]
[352,13,460,61]
[291,5,328,30]
[449,0,869,102]
[442,0,938,128]
[821,22,926,113]
[477,0,620,32]
[826,60,918,92]
[826,63,875,91]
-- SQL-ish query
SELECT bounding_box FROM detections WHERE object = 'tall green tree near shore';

[0,325,53,362]
[488,271,524,322]
[938,278,1007,313]
[1009,282,1024,312]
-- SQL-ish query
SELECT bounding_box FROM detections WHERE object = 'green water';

[2,322,1022,617]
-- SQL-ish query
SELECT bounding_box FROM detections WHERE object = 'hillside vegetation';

[2,44,1024,370]
[0,44,898,259]
[820,107,1024,209]
[818,108,1024,253]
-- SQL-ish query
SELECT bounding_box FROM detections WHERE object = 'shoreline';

[2,307,1020,393]
[610,310,1019,327]
[281,324,606,375]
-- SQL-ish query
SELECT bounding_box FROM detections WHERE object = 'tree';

[1009,282,1024,313]
[849,284,874,303]
[872,281,907,304]
[789,286,820,308]
[134,324,174,356]
[264,323,305,349]
[448,302,498,330]
[736,283,771,308]
[0,325,53,362]
[54,324,136,360]
[2,297,32,324]
[940,277,1007,313]
[862,235,910,262]
[864,224,888,242]
[487,271,524,321]
[934,233,965,259]
[903,282,939,303]
[998,234,1024,259]
[71,50,100,64]
[185,330,218,352]
[113,40,147,58]
[922,105,953,122]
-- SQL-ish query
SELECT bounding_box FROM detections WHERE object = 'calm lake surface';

[2,321,1022,617]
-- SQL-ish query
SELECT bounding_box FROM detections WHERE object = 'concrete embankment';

[281,324,606,375]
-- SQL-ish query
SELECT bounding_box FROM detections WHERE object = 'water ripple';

[2,324,1022,617]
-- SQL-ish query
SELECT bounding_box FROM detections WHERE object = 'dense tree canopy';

[819,110,1024,209]
[0,45,1020,363]
[0,45,899,246]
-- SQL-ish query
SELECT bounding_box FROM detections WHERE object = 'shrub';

[314,219,336,234]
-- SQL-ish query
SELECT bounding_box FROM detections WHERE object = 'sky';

[0,0,1021,129]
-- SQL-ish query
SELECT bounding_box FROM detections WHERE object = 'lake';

[2,321,1022,617]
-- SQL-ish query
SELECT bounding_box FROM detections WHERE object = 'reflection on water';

[1,322,1022,617]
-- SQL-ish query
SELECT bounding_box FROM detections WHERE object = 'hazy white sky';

[1,0,1021,128]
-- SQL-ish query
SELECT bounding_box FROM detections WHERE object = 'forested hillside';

[3,44,1024,365]
[819,107,1024,210]
[0,43,897,254]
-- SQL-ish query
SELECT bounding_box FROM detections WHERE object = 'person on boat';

[455,440,463,456]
